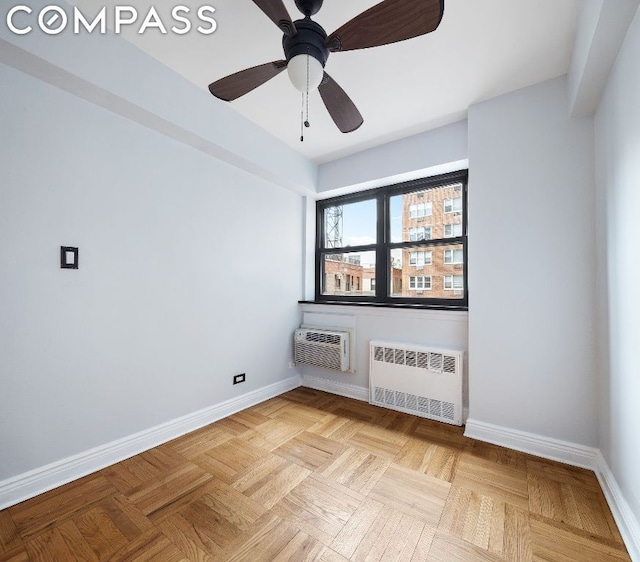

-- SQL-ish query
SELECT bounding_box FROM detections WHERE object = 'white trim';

[0,375,301,511]
[464,418,599,470]
[595,451,640,562]
[301,374,369,402]
[300,302,468,322]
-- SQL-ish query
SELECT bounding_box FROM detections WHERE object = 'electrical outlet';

[288,361,296,368]
[233,373,246,385]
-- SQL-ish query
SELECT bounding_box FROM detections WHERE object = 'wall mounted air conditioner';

[369,341,464,425]
[294,328,350,372]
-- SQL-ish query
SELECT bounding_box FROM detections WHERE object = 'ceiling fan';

[208,0,445,136]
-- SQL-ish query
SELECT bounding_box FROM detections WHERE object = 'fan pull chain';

[300,55,311,142]
[300,92,305,142]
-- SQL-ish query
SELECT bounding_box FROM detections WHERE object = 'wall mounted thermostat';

[60,246,79,269]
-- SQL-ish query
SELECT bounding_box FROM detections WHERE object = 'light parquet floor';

[0,388,631,561]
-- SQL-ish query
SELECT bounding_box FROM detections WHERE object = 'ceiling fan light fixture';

[287,54,324,92]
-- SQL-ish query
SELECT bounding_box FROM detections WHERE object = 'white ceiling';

[72,0,581,163]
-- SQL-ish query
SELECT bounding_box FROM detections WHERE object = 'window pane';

[322,251,375,296]
[391,183,463,243]
[324,199,376,249]
[390,244,464,300]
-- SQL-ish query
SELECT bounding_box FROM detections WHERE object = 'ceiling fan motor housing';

[294,0,323,17]
[283,18,329,67]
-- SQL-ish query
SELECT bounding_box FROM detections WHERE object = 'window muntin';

[316,171,467,308]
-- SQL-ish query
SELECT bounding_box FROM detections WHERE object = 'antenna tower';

[325,206,343,251]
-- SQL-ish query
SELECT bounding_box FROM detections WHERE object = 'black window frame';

[315,170,468,310]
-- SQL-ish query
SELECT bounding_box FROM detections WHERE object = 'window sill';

[298,300,468,312]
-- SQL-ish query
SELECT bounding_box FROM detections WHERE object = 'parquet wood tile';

[107,528,189,562]
[439,486,533,561]
[454,454,530,510]
[272,474,364,544]
[165,425,234,460]
[241,419,304,452]
[275,431,347,472]
[368,464,450,526]
[427,531,507,561]
[346,425,409,461]
[231,455,311,510]
[101,447,186,495]
[24,524,99,562]
[395,437,459,482]
[9,473,116,539]
[529,515,630,562]
[0,548,29,562]
[0,511,22,554]
[213,409,271,436]
[0,387,632,561]
[269,403,331,430]
[126,463,212,522]
[307,414,363,444]
[193,437,268,484]
[318,447,390,495]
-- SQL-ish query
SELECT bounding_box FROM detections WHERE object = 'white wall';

[467,77,598,447]
[0,62,303,481]
[317,120,468,196]
[594,3,640,533]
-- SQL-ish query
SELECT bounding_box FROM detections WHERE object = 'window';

[409,251,432,267]
[409,276,432,290]
[444,249,464,264]
[444,223,462,238]
[444,198,462,214]
[316,170,468,308]
[409,226,431,241]
[409,202,432,219]
[444,275,464,290]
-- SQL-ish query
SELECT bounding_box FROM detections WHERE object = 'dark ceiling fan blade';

[209,60,288,101]
[318,72,363,133]
[326,0,444,52]
[251,0,296,36]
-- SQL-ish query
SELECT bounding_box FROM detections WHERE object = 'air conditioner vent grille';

[294,328,350,372]
[305,332,340,345]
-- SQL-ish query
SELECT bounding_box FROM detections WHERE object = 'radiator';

[369,341,464,425]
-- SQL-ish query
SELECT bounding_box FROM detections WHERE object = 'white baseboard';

[0,375,301,511]
[595,451,640,562]
[464,418,599,470]
[301,374,369,402]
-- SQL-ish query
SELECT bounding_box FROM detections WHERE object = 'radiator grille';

[373,345,459,374]
[372,386,456,422]
[370,341,463,426]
